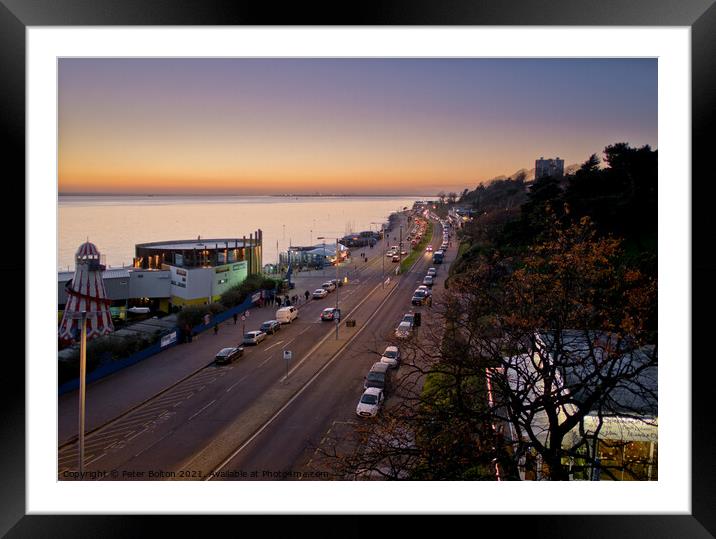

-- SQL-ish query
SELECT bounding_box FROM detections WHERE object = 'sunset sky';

[58,58,657,195]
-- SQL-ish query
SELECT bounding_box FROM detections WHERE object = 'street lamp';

[370,221,386,288]
[317,236,341,339]
[69,310,98,475]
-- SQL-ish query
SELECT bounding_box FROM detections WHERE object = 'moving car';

[320,307,341,321]
[330,278,343,288]
[422,275,434,287]
[411,289,429,306]
[392,254,400,263]
[425,245,433,252]
[364,362,390,390]
[427,267,437,277]
[259,320,281,335]
[215,346,244,365]
[395,320,413,338]
[380,345,401,369]
[313,288,329,299]
[276,306,299,324]
[356,387,385,417]
[242,330,266,345]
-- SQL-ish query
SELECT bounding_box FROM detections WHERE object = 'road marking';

[125,427,149,443]
[189,399,217,421]
[226,376,248,393]
[265,339,285,351]
[206,265,413,479]
[258,355,273,368]
[84,452,106,467]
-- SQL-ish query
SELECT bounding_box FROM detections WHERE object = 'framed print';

[3,0,715,535]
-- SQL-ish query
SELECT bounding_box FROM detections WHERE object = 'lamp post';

[69,310,98,475]
[371,221,386,288]
[317,236,340,339]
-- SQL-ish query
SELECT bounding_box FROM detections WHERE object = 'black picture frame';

[3,0,714,536]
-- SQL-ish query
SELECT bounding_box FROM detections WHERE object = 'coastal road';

[58,213,426,479]
[209,216,456,480]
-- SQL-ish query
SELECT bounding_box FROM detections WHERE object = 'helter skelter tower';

[58,241,114,344]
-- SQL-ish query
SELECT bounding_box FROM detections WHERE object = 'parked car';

[380,345,401,369]
[276,306,299,324]
[401,312,415,326]
[364,362,390,390]
[422,275,434,287]
[411,289,430,306]
[320,307,341,321]
[259,320,281,335]
[313,288,329,299]
[395,320,413,338]
[356,387,385,417]
[322,281,337,292]
[417,285,431,296]
[242,330,266,345]
[427,267,437,277]
[215,346,244,365]
[330,278,343,288]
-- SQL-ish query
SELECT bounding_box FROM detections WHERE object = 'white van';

[276,306,299,324]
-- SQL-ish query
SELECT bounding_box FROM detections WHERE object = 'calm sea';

[58,195,420,271]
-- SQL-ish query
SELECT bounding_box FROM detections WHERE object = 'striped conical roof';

[59,242,114,343]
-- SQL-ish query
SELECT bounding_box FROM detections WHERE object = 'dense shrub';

[177,305,210,328]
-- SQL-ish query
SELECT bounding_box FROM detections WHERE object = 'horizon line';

[58,192,437,197]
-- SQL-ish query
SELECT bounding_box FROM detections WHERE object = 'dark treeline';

[454,143,657,278]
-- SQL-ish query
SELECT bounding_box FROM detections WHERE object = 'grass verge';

[399,221,434,274]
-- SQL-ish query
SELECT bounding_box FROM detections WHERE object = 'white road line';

[226,376,248,393]
[265,339,285,351]
[124,427,149,443]
[84,452,106,466]
[207,273,408,479]
[297,325,313,336]
[258,355,274,368]
[188,399,217,421]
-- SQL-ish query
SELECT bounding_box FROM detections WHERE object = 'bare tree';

[318,214,657,481]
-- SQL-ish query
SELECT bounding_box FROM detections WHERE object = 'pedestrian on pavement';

[233,312,238,325]
[213,323,219,335]
[305,290,310,302]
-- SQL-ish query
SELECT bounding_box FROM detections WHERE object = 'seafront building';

[278,242,348,270]
[58,231,263,317]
